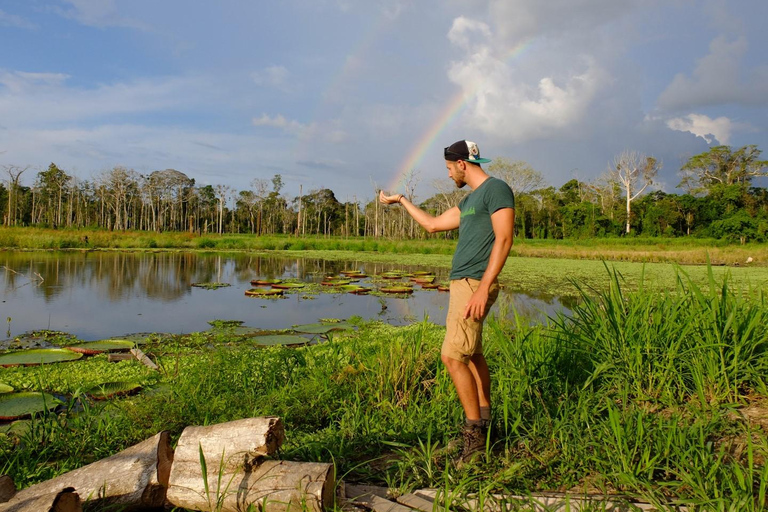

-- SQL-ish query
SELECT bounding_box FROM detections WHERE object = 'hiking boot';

[456,423,486,467]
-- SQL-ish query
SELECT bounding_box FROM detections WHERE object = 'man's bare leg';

[441,354,481,420]
[467,353,491,409]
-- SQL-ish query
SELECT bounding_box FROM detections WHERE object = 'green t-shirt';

[450,177,515,280]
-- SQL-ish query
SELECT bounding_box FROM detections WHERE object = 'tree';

[679,145,768,193]
[609,150,660,234]
[487,158,546,194]
[3,165,29,226]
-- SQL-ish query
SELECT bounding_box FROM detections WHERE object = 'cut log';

[167,460,334,512]
[0,476,15,503]
[10,432,172,511]
[130,348,158,370]
[0,487,81,512]
[168,417,334,511]
[344,485,414,512]
[395,493,435,512]
[170,417,285,475]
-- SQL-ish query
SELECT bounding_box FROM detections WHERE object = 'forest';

[2,144,767,242]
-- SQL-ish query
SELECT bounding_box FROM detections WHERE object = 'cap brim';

[467,157,491,164]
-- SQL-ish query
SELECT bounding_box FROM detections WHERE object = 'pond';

[1,251,571,342]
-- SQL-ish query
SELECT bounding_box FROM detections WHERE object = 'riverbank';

[2,226,767,265]
[1,270,766,509]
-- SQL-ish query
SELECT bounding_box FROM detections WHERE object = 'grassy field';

[1,268,767,510]
[2,226,768,266]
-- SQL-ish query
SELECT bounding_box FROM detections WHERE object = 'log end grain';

[0,476,15,503]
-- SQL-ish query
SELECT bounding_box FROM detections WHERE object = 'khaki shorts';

[442,277,500,364]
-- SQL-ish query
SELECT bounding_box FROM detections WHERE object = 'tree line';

[1,145,767,242]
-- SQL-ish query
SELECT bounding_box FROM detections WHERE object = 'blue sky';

[1,0,767,201]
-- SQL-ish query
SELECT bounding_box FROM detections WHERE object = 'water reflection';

[1,251,571,341]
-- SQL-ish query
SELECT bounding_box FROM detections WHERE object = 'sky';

[1,0,767,202]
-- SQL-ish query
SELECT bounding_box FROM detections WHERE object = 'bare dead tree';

[609,150,661,234]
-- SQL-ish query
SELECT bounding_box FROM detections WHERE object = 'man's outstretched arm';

[379,191,460,233]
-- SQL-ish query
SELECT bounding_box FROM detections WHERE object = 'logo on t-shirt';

[460,207,475,218]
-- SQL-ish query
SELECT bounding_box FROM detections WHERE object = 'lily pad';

[245,288,284,297]
[380,286,414,294]
[0,348,83,367]
[338,285,371,295]
[271,282,306,289]
[340,270,362,276]
[321,279,351,286]
[412,276,436,284]
[292,322,354,334]
[421,283,439,289]
[412,271,433,276]
[66,340,135,355]
[437,284,450,292]
[0,392,61,420]
[252,334,312,346]
[85,381,142,400]
[251,279,282,286]
[0,383,13,394]
[191,282,231,290]
[381,272,403,280]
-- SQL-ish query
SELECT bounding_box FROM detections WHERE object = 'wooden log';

[0,476,15,503]
[10,432,172,511]
[170,417,285,474]
[168,417,334,511]
[167,460,334,512]
[130,348,158,370]
[0,487,81,512]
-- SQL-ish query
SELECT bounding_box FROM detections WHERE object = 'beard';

[453,178,466,189]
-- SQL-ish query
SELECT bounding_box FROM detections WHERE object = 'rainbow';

[387,38,534,192]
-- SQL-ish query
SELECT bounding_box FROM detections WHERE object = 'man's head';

[444,140,491,188]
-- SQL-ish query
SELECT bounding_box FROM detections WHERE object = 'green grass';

[1,267,767,509]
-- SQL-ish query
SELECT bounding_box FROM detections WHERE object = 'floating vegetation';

[271,282,306,289]
[437,283,450,292]
[250,279,282,286]
[380,286,414,295]
[411,276,436,284]
[251,334,312,346]
[320,279,351,286]
[380,271,404,279]
[420,282,439,289]
[66,340,135,355]
[0,348,83,367]
[191,282,231,290]
[0,392,61,421]
[85,381,142,400]
[291,322,354,334]
[338,285,371,295]
[207,320,244,328]
[0,383,13,394]
[340,270,362,276]
[245,288,284,297]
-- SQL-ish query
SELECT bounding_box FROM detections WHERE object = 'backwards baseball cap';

[444,140,492,164]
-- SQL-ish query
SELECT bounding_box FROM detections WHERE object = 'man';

[379,140,515,463]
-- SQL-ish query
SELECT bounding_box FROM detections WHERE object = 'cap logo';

[466,141,480,160]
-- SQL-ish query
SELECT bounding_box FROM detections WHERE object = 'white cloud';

[0,69,213,126]
[447,16,492,50]
[658,36,768,110]
[665,113,745,145]
[445,13,610,142]
[252,114,347,143]
[0,9,37,29]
